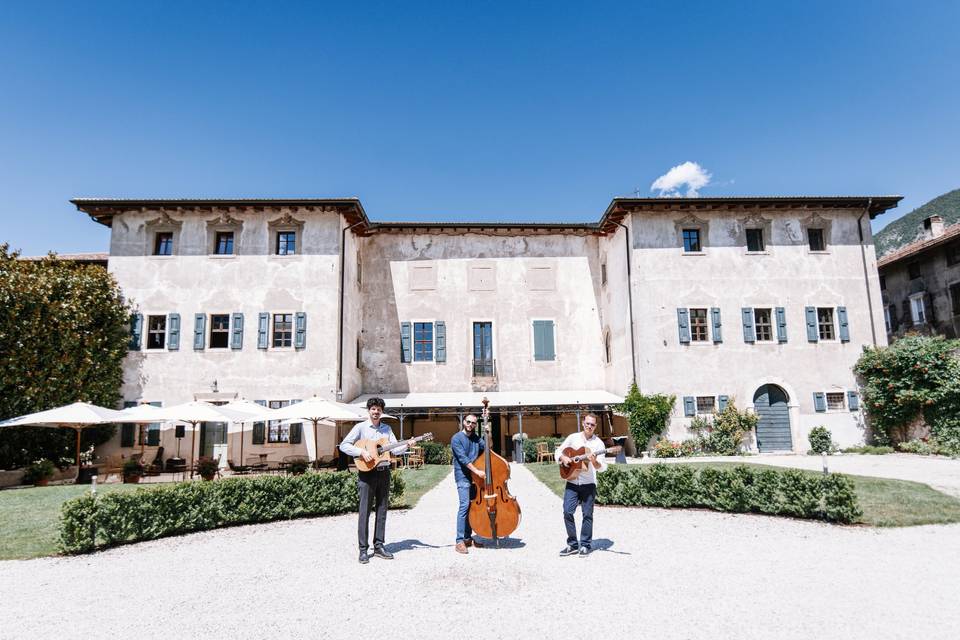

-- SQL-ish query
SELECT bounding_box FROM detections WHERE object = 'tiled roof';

[877,223,960,268]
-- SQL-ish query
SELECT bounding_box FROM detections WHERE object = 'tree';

[0,244,130,468]
[613,383,675,451]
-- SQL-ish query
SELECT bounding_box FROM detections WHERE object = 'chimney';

[923,215,945,239]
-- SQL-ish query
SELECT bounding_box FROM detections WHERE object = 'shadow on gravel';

[383,538,443,553]
[591,538,629,555]
[472,537,526,550]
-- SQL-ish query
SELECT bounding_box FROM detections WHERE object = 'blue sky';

[1,1,958,255]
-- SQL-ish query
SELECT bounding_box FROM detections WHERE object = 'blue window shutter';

[741,308,756,343]
[847,391,859,411]
[837,306,850,342]
[129,313,143,350]
[435,321,446,362]
[805,307,818,342]
[401,322,412,362]
[231,312,244,350]
[294,312,307,349]
[257,313,269,349]
[167,313,180,351]
[683,396,696,416]
[677,308,690,344]
[718,395,729,411]
[193,314,206,350]
[711,308,722,343]
[813,392,827,412]
[533,320,555,361]
[776,307,787,343]
[253,399,266,444]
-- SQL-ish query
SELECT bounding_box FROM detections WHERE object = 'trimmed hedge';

[596,464,861,524]
[60,470,405,554]
[419,441,452,465]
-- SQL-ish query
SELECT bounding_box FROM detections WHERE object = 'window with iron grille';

[214,231,234,255]
[146,315,166,349]
[689,308,709,341]
[696,396,716,414]
[272,313,293,347]
[817,307,835,340]
[746,228,765,252]
[154,232,173,256]
[276,231,296,255]
[682,229,701,252]
[826,392,845,411]
[208,314,230,349]
[268,400,290,443]
[413,322,433,361]
[754,308,773,341]
[808,228,825,252]
[908,262,922,279]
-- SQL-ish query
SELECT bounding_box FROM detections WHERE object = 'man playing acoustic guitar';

[339,397,409,564]
[451,413,486,554]
[555,413,608,557]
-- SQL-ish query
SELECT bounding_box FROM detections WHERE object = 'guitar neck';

[573,445,619,462]
[379,434,429,454]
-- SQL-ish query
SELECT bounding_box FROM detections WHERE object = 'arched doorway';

[753,384,792,452]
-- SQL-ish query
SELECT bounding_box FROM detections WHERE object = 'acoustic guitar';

[558,445,622,481]
[353,433,433,472]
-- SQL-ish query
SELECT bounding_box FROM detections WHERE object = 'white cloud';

[650,161,712,197]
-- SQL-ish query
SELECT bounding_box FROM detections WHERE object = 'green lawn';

[525,461,960,527]
[0,466,451,561]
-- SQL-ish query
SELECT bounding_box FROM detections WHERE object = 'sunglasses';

[465,420,478,426]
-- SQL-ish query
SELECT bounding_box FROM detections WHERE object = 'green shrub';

[898,438,944,456]
[122,458,144,477]
[614,383,675,450]
[808,426,833,454]
[841,445,894,455]
[22,459,56,484]
[59,470,406,554]
[523,437,564,463]
[596,463,861,523]
[652,439,682,458]
[419,441,452,465]
[701,401,757,455]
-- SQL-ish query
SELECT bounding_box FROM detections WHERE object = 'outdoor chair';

[312,455,336,469]
[143,446,165,478]
[227,459,252,475]
[245,456,268,471]
[100,454,124,483]
[536,442,555,463]
[405,446,424,469]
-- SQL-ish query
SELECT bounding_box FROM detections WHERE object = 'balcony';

[471,358,497,392]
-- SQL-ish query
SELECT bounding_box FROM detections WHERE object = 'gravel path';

[1,464,959,639]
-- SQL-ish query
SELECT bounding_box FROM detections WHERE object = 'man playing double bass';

[450,413,486,554]
[556,413,608,557]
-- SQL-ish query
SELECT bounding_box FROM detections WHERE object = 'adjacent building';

[72,194,900,463]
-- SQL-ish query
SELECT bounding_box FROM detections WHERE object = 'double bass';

[468,397,521,546]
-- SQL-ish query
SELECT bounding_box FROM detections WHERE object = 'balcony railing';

[472,358,496,377]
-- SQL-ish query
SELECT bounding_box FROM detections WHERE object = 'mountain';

[875,188,960,257]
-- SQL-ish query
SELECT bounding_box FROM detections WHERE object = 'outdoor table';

[611,436,628,463]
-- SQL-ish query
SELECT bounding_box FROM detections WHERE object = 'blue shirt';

[451,430,484,483]
[339,420,407,469]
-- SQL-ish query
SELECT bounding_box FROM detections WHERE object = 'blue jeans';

[563,482,596,549]
[456,479,474,543]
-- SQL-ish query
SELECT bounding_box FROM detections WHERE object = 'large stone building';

[73,194,899,463]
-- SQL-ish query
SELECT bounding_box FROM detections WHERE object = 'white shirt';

[554,432,608,486]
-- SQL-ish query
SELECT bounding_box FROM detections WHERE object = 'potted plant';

[286,458,310,475]
[122,458,144,483]
[22,459,56,487]
[196,456,219,481]
[77,445,99,484]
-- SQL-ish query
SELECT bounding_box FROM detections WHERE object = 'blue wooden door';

[753,384,793,452]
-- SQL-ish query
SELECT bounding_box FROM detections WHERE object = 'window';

[746,228,765,252]
[908,262,922,280]
[268,400,290,443]
[826,392,845,411]
[209,314,230,349]
[532,320,556,361]
[214,231,234,255]
[601,263,607,286]
[146,315,166,349]
[910,294,926,325]
[682,229,701,253]
[276,231,296,255]
[808,228,825,252]
[696,396,716,414]
[413,322,433,361]
[273,313,293,347]
[154,232,173,256]
[689,308,709,342]
[947,243,960,267]
[951,283,960,316]
[754,308,773,342]
[817,307,835,340]
[884,306,892,333]
[879,275,886,290]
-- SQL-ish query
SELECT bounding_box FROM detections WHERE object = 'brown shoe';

[455,542,469,554]
[467,538,484,549]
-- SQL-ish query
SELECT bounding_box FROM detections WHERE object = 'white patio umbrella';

[269,397,366,465]
[149,401,254,478]
[115,403,171,459]
[0,402,127,480]
[218,399,279,466]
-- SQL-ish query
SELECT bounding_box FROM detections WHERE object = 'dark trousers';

[358,468,391,552]
[563,482,596,549]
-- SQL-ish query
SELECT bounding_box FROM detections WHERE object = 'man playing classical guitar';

[556,413,608,557]
[451,413,486,554]
[338,397,409,564]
